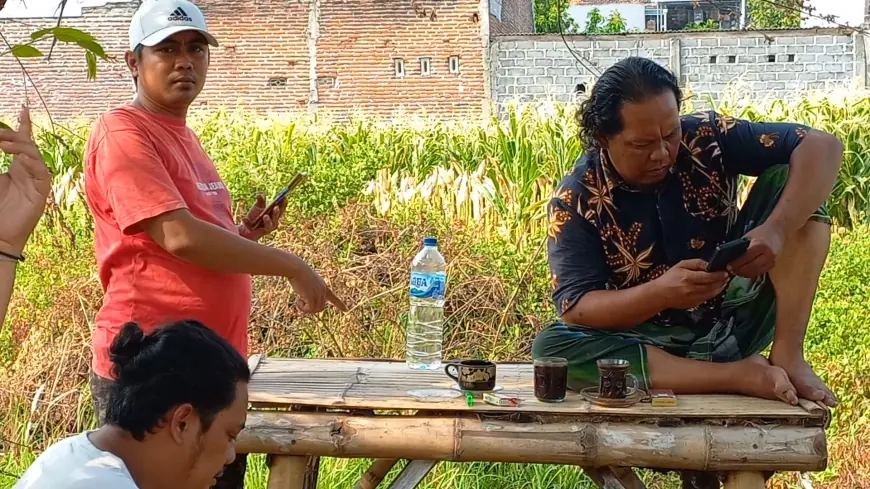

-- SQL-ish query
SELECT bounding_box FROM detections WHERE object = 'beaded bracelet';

[0,250,25,263]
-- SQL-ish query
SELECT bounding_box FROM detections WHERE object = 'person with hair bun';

[14,319,250,489]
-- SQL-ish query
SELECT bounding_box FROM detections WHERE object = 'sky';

[802,0,865,28]
[0,0,130,19]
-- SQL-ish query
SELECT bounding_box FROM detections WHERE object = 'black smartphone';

[252,172,308,228]
[705,237,751,273]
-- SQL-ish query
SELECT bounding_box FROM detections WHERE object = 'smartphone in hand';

[252,172,308,228]
[705,237,751,273]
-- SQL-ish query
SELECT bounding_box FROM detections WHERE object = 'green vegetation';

[747,0,803,29]
[534,0,578,34]
[582,8,627,34]
[1,96,869,488]
[0,26,108,83]
[684,18,721,31]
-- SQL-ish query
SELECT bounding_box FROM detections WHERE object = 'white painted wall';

[567,4,647,32]
[802,0,864,28]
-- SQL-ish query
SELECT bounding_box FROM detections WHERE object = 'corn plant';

[6,95,869,245]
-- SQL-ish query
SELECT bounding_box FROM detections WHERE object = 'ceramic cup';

[444,359,497,391]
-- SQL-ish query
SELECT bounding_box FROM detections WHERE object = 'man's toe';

[805,388,826,402]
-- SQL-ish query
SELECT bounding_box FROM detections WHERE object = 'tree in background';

[747,0,802,28]
[535,0,579,33]
[584,7,627,34]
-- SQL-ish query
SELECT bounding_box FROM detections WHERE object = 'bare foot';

[734,355,799,405]
[770,355,838,407]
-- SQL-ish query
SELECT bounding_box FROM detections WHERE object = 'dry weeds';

[1,203,543,455]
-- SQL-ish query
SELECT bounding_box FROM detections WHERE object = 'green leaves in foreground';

[8,44,43,58]
[31,27,111,81]
[0,26,109,81]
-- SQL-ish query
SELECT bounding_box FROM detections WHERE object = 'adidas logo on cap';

[168,7,193,22]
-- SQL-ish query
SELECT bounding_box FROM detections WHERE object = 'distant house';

[568,0,744,32]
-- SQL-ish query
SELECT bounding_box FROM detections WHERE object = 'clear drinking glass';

[533,357,568,403]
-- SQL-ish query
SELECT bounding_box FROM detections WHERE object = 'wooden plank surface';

[247,357,826,421]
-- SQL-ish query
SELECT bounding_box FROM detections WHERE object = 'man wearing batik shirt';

[533,57,843,413]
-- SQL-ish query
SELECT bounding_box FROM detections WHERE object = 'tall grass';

[1,96,869,489]
[707,93,870,228]
[3,95,867,247]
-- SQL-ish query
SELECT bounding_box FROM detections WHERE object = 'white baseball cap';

[128,0,219,51]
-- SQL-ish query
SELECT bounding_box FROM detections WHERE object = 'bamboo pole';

[353,459,399,489]
[583,467,646,489]
[267,455,307,489]
[303,456,319,489]
[723,471,765,489]
[388,461,438,489]
[237,412,827,472]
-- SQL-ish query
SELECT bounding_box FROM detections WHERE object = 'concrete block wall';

[491,29,864,108]
[493,37,670,102]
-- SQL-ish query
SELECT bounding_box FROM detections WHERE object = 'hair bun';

[109,322,146,371]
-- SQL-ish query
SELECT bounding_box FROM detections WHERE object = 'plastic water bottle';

[407,237,447,370]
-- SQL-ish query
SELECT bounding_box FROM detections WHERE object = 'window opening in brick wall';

[728,55,736,63]
[449,56,460,74]
[787,54,795,62]
[268,77,288,87]
[709,55,717,63]
[394,58,405,78]
[575,83,586,94]
[420,57,431,76]
[767,54,776,62]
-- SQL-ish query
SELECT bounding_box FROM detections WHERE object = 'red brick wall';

[196,0,311,113]
[0,3,141,121]
[490,0,535,35]
[0,0,491,121]
[316,0,486,116]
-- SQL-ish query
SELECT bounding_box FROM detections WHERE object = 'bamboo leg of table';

[387,460,438,489]
[353,459,400,489]
[582,466,647,489]
[303,455,320,489]
[267,455,307,489]
[723,471,766,489]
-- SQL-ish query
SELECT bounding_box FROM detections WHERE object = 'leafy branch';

[0,8,108,244]
[0,26,112,80]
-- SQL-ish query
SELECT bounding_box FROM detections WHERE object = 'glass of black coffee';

[533,357,568,403]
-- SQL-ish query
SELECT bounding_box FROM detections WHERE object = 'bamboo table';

[237,356,831,489]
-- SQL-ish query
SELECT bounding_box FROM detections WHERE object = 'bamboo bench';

[237,356,831,489]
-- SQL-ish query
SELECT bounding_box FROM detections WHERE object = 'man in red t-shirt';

[82,1,346,487]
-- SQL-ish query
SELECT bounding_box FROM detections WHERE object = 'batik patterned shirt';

[547,110,811,327]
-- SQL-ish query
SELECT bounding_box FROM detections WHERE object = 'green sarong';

[531,165,831,392]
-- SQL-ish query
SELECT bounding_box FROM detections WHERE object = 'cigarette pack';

[649,389,677,407]
[483,392,520,407]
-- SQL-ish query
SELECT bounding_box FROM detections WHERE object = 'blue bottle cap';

[423,237,437,247]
